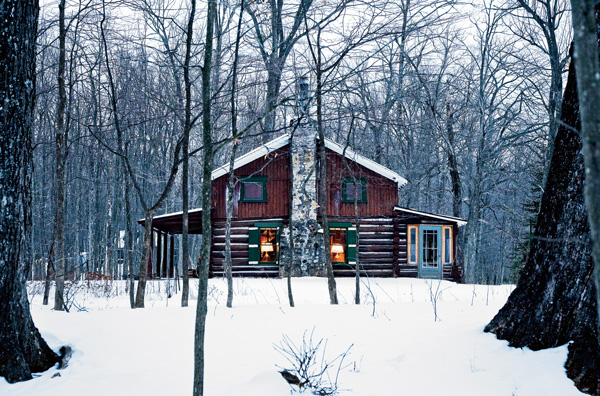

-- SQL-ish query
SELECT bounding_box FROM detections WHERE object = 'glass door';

[420,226,442,278]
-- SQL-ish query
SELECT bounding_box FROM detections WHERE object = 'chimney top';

[296,76,309,115]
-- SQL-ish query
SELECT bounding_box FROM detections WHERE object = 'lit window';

[342,178,367,203]
[330,228,347,263]
[240,176,267,202]
[260,228,277,263]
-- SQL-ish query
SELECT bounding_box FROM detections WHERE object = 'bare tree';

[97,0,183,308]
[0,0,60,382]
[194,0,214,393]
[505,0,571,178]
[53,0,69,312]
[247,0,314,142]
[569,0,600,340]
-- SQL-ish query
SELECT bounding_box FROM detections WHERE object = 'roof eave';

[323,138,408,187]
[393,206,467,227]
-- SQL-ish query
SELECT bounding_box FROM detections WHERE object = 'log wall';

[209,217,286,278]
[329,217,400,277]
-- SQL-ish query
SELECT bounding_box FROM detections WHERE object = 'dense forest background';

[30,0,571,285]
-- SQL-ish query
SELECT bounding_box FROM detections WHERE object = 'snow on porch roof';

[211,133,408,186]
[138,208,204,234]
[394,206,467,227]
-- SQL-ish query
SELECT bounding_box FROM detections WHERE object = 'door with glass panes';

[419,225,442,278]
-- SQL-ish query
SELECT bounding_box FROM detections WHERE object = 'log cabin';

[140,120,466,281]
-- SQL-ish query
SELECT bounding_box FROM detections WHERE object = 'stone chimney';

[280,77,325,276]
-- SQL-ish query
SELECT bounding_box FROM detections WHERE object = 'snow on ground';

[1,278,585,396]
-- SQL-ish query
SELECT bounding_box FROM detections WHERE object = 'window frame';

[442,225,453,264]
[342,178,367,203]
[239,175,268,203]
[328,222,356,265]
[249,222,282,265]
[407,225,419,265]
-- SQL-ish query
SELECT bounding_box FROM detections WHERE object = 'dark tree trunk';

[484,44,600,395]
[314,37,338,305]
[446,104,461,219]
[224,0,245,309]
[180,0,196,308]
[0,0,60,383]
[53,0,67,311]
[570,3,600,377]
[194,0,211,393]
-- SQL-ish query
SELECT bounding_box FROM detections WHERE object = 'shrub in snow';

[274,329,353,395]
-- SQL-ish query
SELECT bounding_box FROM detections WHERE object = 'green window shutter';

[347,227,357,264]
[248,227,259,264]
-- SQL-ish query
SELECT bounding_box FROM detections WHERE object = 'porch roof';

[393,206,467,227]
[137,208,203,234]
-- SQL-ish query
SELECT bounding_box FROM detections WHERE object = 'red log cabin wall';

[321,149,399,277]
[208,144,459,280]
[211,146,291,219]
[210,146,290,277]
[323,149,398,217]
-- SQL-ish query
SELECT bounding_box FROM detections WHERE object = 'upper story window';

[240,176,268,202]
[342,178,367,203]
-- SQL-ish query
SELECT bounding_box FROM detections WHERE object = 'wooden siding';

[207,213,460,280]
[328,217,397,277]
[324,149,398,218]
[209,217,286,278]
[212,146,290,219]
[394,212,460,281]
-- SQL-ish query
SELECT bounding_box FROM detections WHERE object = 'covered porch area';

[137,208,203,279]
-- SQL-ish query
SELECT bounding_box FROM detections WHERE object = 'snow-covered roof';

[211,133,408,186]
[323,138,407,186]
[393,207,467,227]
[151,208,203,221]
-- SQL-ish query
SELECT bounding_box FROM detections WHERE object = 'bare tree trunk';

[134,215,153,308]
[445,104,463,269]
[42,243,54,305]
[570,0,600,352]
[311,28,338,305]
[287,131,295,308]
[223,0,246,309]
[123,171,135,308]
[485,42,600,394]
[224,143,237,308]
[181,0,198,309]
[0,0,60,382]
[194,0,212,393]
[99,0,183,309]
[53,0,67,311]
[446,104,462,218]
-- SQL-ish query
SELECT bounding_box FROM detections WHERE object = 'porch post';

[147,230,154,279]
[162,232,168,278]
[393,218,400,277]
[169,234,175,278]
[156,231,162,278]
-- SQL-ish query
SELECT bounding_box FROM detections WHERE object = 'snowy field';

[1,278,585,396]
